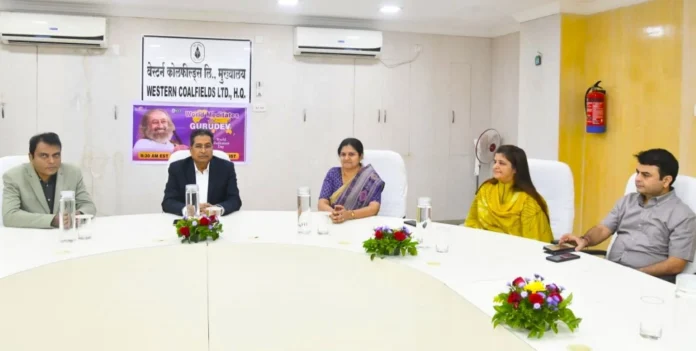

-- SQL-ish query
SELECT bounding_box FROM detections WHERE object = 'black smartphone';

[543,243,576,254]
[404,220,417,227]
[546,253,581,263]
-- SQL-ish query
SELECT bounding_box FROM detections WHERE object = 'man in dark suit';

[162,129,241,216]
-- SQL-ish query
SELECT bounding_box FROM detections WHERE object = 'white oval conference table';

[0,211,690,350]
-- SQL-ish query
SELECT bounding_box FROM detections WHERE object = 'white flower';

[192,221,198,227]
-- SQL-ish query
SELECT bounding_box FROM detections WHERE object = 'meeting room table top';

[0,211,691,351]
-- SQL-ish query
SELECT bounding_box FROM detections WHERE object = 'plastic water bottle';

[669,274,696,346]
[415,197,432,247]
[297,187,312,234]
[58,190,77,242]
[185,184,200,218]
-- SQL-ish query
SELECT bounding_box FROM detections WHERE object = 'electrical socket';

[253,103,267,112]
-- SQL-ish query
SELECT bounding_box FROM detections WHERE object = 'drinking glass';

[205,206,225,218]
[76,214,94,240]
[316,212,331,235]
[639,296,664,340]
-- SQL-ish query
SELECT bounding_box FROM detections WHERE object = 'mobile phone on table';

[404,220,417,227]
[546,253,581,263]
[543,243,576,254]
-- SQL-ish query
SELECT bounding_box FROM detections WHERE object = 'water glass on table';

[433,224,450,253]
[639,296,664,340]
[205,205,225,218]
[316,212,331,235]
[76,214,94,240]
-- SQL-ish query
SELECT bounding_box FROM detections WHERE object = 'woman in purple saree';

[319,138,385,224]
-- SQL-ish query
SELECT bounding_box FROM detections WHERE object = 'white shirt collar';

[195,161,210,175]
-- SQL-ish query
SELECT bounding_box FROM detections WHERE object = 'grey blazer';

[2,163,96,229]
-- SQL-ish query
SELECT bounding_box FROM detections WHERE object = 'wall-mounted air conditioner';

[294,27,382,58]
[0,12,107,48]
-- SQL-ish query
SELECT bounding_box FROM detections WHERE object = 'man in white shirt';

[133,109,188,154]
[161,129,241,216]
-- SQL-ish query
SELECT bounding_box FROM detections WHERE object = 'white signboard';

[141,36,252,103]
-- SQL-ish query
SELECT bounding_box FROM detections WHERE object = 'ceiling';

[0,0,650,37]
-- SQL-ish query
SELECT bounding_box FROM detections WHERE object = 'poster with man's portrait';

[131,102,247,164]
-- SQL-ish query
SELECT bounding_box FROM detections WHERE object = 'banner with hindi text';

[141,36,252,104]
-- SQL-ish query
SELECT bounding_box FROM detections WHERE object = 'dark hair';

[29,132,62,156]
[634,148,679,189]
[337,138,364,156]
[190,129,214,146]
[481,145,549,221]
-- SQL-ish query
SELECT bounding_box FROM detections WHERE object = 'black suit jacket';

[162,156,242,216]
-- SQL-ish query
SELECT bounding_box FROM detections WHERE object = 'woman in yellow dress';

[464,145,553,243]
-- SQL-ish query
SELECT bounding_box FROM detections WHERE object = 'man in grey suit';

[2,133,96,229]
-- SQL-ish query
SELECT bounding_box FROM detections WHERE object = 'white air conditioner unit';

[294,27,382,58]
[0,12,107,48]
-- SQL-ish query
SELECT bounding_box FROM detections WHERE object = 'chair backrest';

[362,150,407,218]
[0,155,29,227]
[623,173,696,211]
[610,173,696,273]
[527,159,575,240]
[165,150,231,189]
[167,150,230,166]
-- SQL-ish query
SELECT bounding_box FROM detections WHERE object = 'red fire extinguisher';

[585,81,606,133]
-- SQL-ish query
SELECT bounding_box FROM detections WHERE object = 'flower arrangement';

[492,274,582,338]
[362,226,418,261]
[175,215,222,243]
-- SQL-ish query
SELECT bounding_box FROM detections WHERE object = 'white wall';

[517,14,560,160]
[491,32,520,145]
[0,17,493,221]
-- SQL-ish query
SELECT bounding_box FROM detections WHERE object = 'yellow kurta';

[464,181,553,243]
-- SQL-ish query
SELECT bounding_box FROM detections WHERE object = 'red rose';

[549,292,563,303]
[394,231,407,241]
[199,217,210,226]
[512,277,526,287]
[528,293,544,305]
[209,215,217,223]
[507,292,521,304]
[375,231,384,239]
[179,226,190,237]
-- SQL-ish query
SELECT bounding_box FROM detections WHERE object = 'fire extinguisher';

[585,81,606,133]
